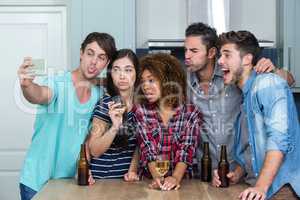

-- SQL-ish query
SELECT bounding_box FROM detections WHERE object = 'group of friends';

[18,22,300,200]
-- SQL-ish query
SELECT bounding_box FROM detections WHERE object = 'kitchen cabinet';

[278,0,300,91]
[69,0,136,69]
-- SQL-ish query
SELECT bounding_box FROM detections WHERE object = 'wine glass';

[155,154,170,186]
[111,95,126,108]
[111,95,128,148]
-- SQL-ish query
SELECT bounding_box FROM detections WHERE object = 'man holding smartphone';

[18,32,116,200]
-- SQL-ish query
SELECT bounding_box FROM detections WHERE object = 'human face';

[111,57,136,92]
[141,69,161,103]
[80,41,109,80]
[184,36,210,73]
[218,43,245,85]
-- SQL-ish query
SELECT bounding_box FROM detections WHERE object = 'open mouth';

[222,68,230,75]
[221,68,230,82]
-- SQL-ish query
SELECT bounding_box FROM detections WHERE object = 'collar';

[242,71,257,96]
[189,62,223,88]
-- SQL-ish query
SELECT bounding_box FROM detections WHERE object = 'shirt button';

[212,114,216,117]
[217,145,220,148]
[255,173,258,177]
[252,158,255,161]
[225,93,228,97]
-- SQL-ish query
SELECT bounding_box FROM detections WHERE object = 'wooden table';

[33,179,248,200]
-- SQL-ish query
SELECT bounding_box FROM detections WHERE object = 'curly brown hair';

[136,53,186,108]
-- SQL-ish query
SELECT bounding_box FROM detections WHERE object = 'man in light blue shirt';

[217,30,300,199]
[18,32,116,200]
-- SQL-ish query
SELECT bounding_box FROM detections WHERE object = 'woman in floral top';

[135,53,202,191]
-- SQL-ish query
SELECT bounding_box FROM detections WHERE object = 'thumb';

[213,169,219,179]
[227,172,235,179]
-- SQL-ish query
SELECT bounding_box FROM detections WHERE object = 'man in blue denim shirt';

[216,30,300,200]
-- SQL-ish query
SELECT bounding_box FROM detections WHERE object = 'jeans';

[19,183,37,200]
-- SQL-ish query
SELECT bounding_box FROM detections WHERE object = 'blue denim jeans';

[19,183,37,200]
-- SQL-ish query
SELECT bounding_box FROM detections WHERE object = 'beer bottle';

[218,145,229,187]
[201,142,212,182]
[77,144,89,186]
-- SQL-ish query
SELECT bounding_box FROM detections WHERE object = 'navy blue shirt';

[90,95,137,179]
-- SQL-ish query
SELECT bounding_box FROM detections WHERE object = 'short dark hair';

[81,32,116,61]
[107,49,139,96]
[218,30,261,65]
[137,53,186,107]
[185,22,218,51]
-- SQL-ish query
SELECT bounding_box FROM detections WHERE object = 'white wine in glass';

[155,157,170,177]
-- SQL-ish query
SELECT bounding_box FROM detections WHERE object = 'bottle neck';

[203,142,210,157]
[220,145,227,161]
[80,144,86,160]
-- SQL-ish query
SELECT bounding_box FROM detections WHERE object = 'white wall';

[229,0,277,43]
[136,0,277,48]
[136,0,187,48]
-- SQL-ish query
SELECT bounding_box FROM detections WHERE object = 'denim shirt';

[234,71,300,198]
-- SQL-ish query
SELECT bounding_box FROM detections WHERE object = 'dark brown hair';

[81,32,116,61]
[137,53,186,108]
[106,49,139,96]
[218,30,261,65]
[185,22,218,52]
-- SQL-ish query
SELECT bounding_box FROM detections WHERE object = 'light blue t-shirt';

[20,72,103,191]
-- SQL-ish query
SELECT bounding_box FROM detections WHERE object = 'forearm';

[148,161,160,179]
[21,83,51,104]
[89,126,118,157]
[255,150,284,193]
[128,148,139,173]
[275,68,295,86]
[172,162,187,184]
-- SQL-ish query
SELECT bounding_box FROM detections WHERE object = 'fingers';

[22,57,33,69]
[174,184,181,190]
[239,188,266,200]
[108,102,126,114]
[18,57,36,85]
[149,179,161,189]
[239,190,249,200]
[254,58,274,73]
[227,172,237,184]
[161,181,176,191]
[88,171,95,185]
[124,172,139,182]
[124,173,129,181]
[212,169,221,187]
[161,176,179,191]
